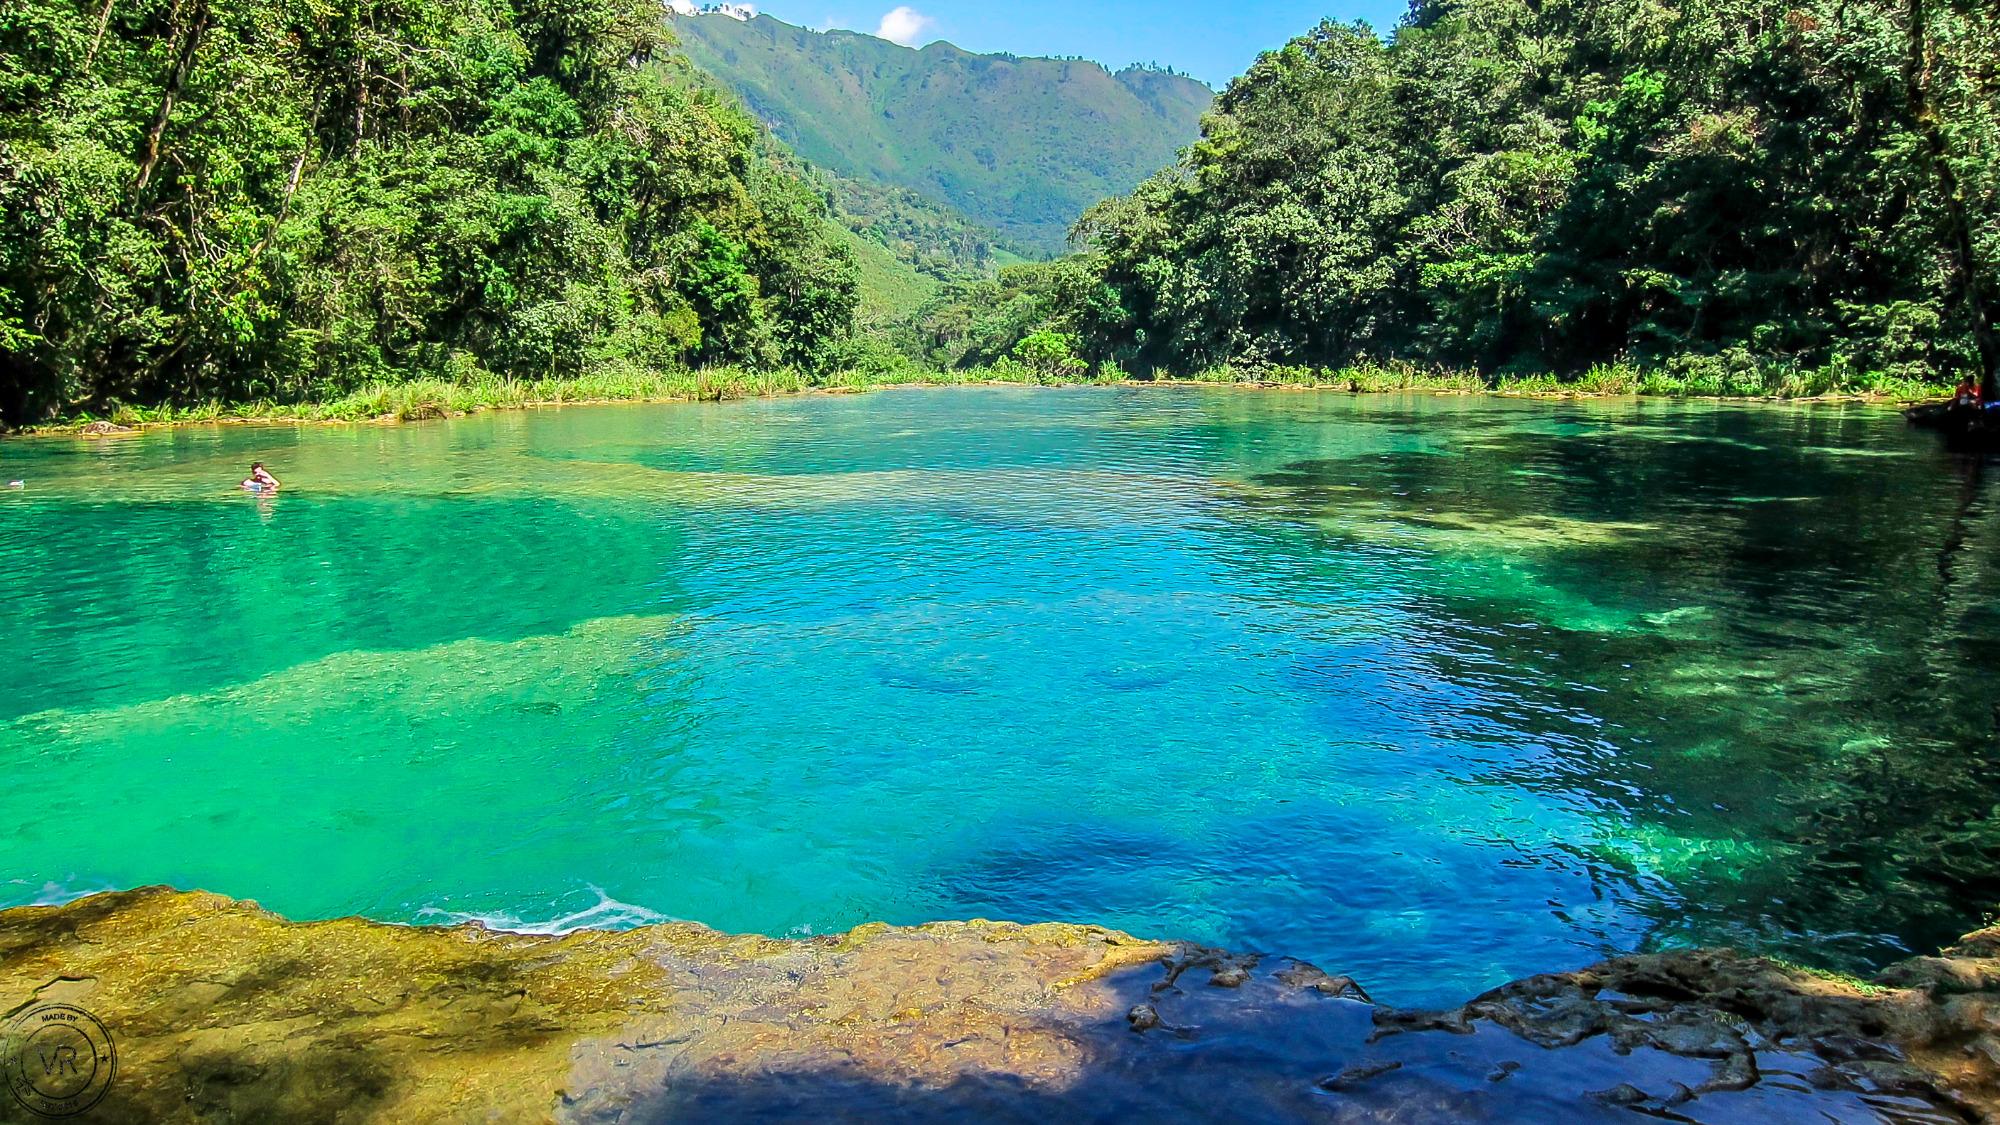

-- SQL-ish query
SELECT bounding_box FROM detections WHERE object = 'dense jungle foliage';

[0,0,860,424]
[7,0,1997,424]
[960,0,1998,392]
[831,174,1010,284]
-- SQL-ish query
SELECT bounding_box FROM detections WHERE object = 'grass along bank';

[27,366,1028,432]
[23,359,1950,434]
[1161,356,1949,400]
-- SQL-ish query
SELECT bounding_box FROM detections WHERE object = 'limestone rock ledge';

[0,889,1996,1122]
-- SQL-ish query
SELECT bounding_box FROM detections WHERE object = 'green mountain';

[669,14,1212,256]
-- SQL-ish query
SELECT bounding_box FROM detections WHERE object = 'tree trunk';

[1904,0,2000,399]
[231,117,316,282]
[353,13,373,145]
[84,0,117,73]
[353,57,368,142]
[132,0,208,199]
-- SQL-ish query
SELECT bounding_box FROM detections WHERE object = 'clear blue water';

[3,387,1996,1005]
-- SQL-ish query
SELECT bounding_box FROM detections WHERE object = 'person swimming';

[241,461,280,492]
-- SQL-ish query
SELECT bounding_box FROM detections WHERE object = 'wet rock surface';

[0,889,1994,1122]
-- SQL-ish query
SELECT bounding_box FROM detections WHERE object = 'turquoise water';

[3,388,1997,1005]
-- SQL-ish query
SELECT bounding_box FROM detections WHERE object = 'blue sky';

[746,2,1412,88]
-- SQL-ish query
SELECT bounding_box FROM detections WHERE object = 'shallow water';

[3,388,1996,1005]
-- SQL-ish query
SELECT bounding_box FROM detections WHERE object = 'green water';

[3,388,1996,1005]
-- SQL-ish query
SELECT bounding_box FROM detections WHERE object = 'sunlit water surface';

[4,388,1997,1005]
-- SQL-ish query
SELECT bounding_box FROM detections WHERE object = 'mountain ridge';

[670,13,1212,256]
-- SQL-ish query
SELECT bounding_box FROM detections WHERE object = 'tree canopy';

[0,0,860,424]
[1059,0,1999,390]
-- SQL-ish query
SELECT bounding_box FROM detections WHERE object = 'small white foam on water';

[4,879,119,908]
[415,886,673,934]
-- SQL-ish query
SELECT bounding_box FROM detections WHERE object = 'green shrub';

[1011,331,1090,382]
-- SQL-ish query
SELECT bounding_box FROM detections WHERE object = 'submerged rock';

[0,889,1992,1121]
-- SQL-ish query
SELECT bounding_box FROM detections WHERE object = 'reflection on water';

[1,388,1994,1004]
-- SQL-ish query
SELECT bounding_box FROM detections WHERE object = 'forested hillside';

[671,13,1213,256]
[830,174,1010,284]
[0,0,860,424]
[1016,0,1998,390]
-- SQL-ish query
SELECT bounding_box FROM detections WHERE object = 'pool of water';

[3,387,1997,1005]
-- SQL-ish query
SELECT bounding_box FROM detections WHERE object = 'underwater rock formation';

[0,888,1992,1122]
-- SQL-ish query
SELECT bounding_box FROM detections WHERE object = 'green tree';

[1069,0,2000,387]
[0,0,858,424]
[1011,330,1087,381]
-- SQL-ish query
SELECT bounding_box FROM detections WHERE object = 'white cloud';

[874,6,934,46]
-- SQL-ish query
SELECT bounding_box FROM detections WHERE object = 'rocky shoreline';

[0,889,1993,1122]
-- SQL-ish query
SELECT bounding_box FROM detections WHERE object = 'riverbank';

[0,889,1991,1121]
[15,361,1947,435]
